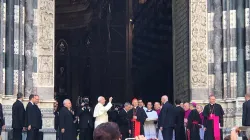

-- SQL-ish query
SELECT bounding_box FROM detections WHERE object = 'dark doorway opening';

[54,0,173,107]
[131,0,173,103]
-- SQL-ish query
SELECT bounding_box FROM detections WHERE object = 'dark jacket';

[242,100,250,126]
[158,101,175,128]
[12,100,25,129]
[0,103,4,127]
[77,106,94,129]
[174,106,185,140]
[26,102,42,129]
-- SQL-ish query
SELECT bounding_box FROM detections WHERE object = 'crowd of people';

[53,93,250,140]
[0,92,247,140]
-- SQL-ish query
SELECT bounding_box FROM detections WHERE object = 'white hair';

[162,95,168,101]
[124,102,131,107]
[63,99,71,105]
[98,96,104,102]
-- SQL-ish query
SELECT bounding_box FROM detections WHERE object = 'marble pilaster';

[189,0,209,100]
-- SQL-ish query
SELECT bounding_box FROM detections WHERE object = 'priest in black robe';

[203,95,224,140]
[174,99,186,140]
[59,99,76,140]
[187,102,201,140]
[128,98,147,137]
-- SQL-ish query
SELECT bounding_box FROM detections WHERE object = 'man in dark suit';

[158,95,175,140]
[174,99,185,140]
[12,92,25,140]
[26,94,42,140]
[77,101,94,140]
[118,102,130,140]
[242,93,250,140]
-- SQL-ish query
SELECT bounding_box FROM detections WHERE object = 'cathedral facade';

[0,0,249,138]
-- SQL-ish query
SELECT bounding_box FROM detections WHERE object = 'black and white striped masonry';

[0,0,38,96]
[245,0,250,93]
[0,0,6,95]
[208,0,215,95]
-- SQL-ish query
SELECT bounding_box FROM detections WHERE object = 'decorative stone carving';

[190,0,208,88]
[37,0,54,87]
[38,0,54,55]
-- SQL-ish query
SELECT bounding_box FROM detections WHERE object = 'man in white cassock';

[144,102,158,139]
[93,96,113,128]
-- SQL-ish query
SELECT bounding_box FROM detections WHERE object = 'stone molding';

[189,0,208,100]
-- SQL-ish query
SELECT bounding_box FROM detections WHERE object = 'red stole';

[208,114,220,140]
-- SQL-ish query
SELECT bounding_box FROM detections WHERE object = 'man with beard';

[128,98,147,137]
[59,99,76,140]
[203,95,224,140]
[174,99,185,140]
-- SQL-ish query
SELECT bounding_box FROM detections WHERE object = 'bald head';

[98,96,106,105]
[161,95,168,104]
[63,99,72,109]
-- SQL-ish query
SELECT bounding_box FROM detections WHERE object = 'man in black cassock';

[59,99,76,140]
[242,93,250,140]
[128,98,147,137]
[118,102,131,140]
[174,99,185,140]
[187,103,201,140]
[12,92,25,140]
[158,95,175,140]
[203,95,224,140]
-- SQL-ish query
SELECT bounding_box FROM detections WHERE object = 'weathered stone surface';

[189,0,208,100]
[172,0,190,101]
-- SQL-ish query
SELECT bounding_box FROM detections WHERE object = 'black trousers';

[27,128,39,140]
[13,128,22,140]
[79,128,93,140]
[162,127,174,140]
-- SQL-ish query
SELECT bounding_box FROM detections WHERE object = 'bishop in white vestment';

[93,96,113,128]
[144,102,158,139]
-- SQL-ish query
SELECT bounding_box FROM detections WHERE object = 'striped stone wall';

[0,0,38,96]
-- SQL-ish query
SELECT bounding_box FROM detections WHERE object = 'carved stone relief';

[38,0,54,55]
[37,0,54,87]
[190,0,208,88]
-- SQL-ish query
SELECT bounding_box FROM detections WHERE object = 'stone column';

[13,0,20,95]
[5,0,14,95]
[236,0,246,97]
[37,0,55,138]
[0,0,6,95]
[190,0,208,101]
[245,0,250,93]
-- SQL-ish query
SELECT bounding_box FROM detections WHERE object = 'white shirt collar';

[30,101,34,105]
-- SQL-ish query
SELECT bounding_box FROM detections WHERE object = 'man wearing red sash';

[128,98,147,137]
[203,95,224,140]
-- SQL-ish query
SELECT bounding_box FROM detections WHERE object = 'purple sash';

[208,114,220,140]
